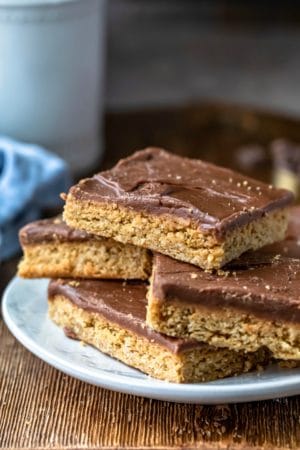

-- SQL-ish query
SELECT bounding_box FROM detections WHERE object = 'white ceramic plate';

[3,276,300,404]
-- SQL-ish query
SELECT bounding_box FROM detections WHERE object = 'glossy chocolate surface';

[151,251,300,323]
[19,217,92,245]
[48,279,201,354]
[68,148,293,237]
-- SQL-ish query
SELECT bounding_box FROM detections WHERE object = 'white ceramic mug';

[0,0,106,173]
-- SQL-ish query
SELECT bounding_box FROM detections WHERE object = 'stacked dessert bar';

[19,148,300,383]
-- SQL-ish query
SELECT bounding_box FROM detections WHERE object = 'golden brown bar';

[147,251,300,361]
[18,218,151,280]
[63,148,293,270]
[48,279,269,383]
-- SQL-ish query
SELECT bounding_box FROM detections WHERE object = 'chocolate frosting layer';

[152,251,300,323]
[19,217,93,245]
[48,279,201,354]
[68,148,293,237]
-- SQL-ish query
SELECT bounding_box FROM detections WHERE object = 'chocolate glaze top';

[48,279,201,354]
[19,217,93,245]
[152,251,300,323]
[68,148,293,237]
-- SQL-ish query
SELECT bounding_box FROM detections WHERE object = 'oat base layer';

[49,296,268,383]
[64,196,288,270]
[18,241,151,280]
[147,297,300,361]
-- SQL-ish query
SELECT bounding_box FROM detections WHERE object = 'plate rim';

[2,276,300,404]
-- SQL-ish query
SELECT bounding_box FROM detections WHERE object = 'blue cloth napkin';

[0,137,71,261]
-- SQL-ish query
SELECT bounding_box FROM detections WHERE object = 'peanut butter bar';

[147,251,300,361]
[18,217,151,280]
[48,279,268,383]
[63,148,293,270]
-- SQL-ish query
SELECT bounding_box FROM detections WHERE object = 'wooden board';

[1,104,300,449]
[1,320,300,449]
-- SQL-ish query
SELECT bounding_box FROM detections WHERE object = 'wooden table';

[1,104,300,449]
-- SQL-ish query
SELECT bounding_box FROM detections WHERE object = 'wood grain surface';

[1,319,300,449]
[1,105,300,449]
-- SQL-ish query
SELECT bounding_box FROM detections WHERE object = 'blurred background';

[2,1,300,172]
[104,0,300,190]
[2,0,300,277]
[108,0,300,114]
